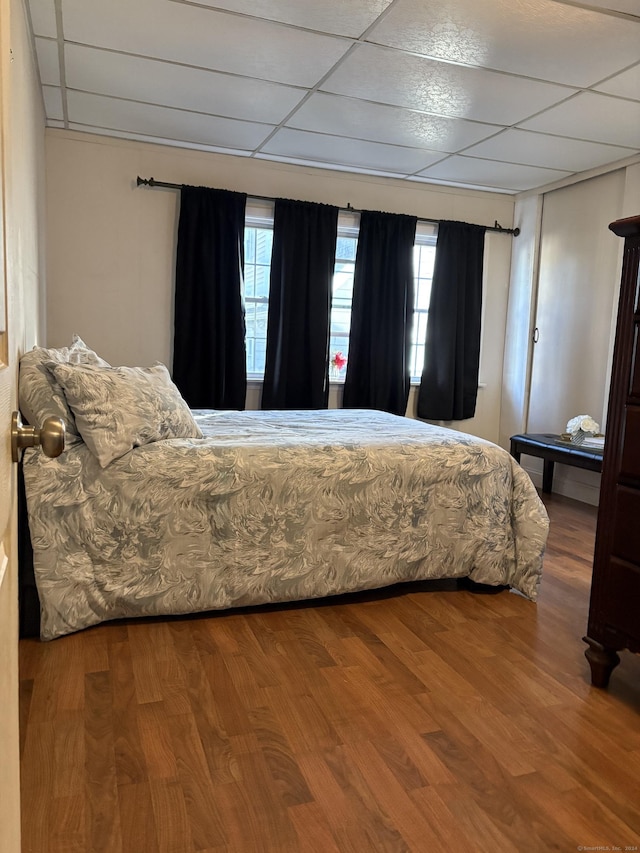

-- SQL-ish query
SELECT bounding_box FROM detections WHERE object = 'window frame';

[241,204,441,384]
[328,211,360,382]
[243,200,275,380]
[410,223,438,383]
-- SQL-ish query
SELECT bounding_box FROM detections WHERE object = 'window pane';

[409,237,437,380]
[254,338,266,376]
[412,344,425,379]
[255,265,270,298]
[329,233,356,380]
[419,246,436,279]
[415,278,432,310]
[331,307,352,334]
[244,229,255,264]
[255,229,273,265]
[255,302,268,336]
[416,311,428,342]
[334,268,354,298]
[336,236,356,262]
[246,337,256,373]
[243,225,272,377]
[244,265,255,298]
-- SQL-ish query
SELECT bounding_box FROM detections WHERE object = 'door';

[527,171,624,436]
[1,0,24,848]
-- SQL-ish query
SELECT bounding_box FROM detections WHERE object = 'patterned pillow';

[46,361,203,467]
[19,335,110,436]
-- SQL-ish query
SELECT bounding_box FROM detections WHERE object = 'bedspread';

[22,409,549,640]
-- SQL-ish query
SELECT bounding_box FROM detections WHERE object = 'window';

[329,212,359,380]
[241,205,438,382]
[242,207,359,381]
[327,219,438,382]
[243,202,274,377]
[410,225,438,381]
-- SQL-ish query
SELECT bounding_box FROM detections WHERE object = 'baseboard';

[521,460,601,506]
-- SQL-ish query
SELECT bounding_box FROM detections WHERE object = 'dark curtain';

[262,198,339,409]
[173,185,247,409]
[342,210,417,416]
[417,220,487,421]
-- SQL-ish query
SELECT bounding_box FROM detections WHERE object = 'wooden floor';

[19,494,640,852]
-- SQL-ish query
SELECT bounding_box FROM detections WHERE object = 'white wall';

[621,163,640,219]
[45,130,516,444]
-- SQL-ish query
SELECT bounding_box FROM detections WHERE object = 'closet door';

[527,171,624,438]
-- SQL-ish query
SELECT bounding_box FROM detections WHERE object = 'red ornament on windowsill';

[330,351,347,381]
[331,351,347,371]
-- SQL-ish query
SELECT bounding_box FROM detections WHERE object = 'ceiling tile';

[179,0,393,37]
[595,62,640,101]
[61,0,351,87]
[27,0,57,37]
[417,155,572,191]
[520,91,640,148]
[260,128,446,174]
[366,0,640,87]
[65,44,305,125]
[287,93,498,152]
[256,152,409,179]
[66,124,254,157]
[321,44,576,125]
[35,37,60,86]
[66,91,274,151]
[43,85,64,120]
[463,128,636,172]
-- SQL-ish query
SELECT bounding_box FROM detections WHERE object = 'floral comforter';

[22,409,549,640]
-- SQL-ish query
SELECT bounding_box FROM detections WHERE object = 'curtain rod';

[136,176,520,236]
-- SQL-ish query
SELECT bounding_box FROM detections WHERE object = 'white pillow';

[47,361,203,467]
[19,335,110,435]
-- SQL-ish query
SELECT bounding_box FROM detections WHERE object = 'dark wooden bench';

[509,433,604,493]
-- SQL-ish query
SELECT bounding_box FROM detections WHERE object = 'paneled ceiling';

[27,0,640,194]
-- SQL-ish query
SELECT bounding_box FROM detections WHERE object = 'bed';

[19,337,549,641]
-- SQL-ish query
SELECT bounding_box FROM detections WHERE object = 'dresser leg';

[583,636,621,688]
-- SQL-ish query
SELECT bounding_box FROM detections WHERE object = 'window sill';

[248,377,487,389]
[248,377,347,386]
[409,380,487,388]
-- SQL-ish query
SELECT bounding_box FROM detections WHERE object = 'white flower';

[566,414,600,436]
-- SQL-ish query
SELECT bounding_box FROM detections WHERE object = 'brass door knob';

[11,411,66,463]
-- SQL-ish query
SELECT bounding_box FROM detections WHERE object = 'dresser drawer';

[630,324,640,399]
[603,557,640,641]
[611,485,640,565]
[620,408,640,480]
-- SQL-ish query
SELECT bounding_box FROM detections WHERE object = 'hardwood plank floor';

[19,494,640,852]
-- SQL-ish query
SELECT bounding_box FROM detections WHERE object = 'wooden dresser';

[584,214,640,688]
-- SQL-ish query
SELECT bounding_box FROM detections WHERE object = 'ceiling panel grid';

[26,0,640,193]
